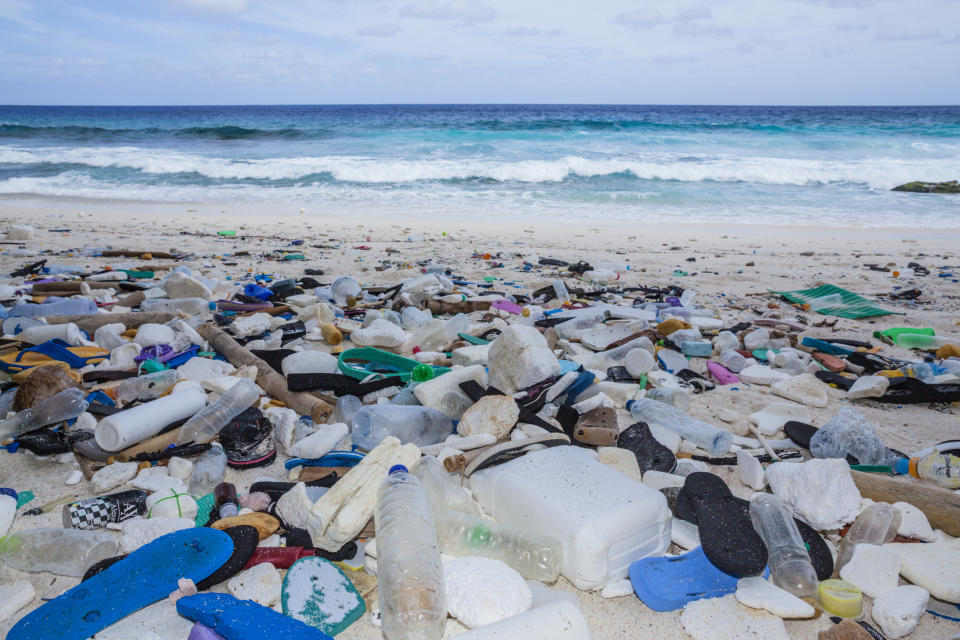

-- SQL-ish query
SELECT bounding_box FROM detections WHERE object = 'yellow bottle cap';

[818,579,862,618]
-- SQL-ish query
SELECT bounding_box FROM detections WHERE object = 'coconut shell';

[13,363,80,411]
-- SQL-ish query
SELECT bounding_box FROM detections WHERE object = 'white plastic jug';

[470,446,671,590]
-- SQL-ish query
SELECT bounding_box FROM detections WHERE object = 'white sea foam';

[2,145,958,190]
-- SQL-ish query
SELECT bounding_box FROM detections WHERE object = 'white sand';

[0,199,958,639]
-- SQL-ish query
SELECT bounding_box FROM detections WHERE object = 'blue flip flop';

[177,593,334,640]
[8,528,234,640]
[629,546,769,612]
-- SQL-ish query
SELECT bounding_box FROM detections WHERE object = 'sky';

[0,0,958,105]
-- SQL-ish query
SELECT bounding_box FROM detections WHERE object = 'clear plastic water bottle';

[899,362,946,380]
[140,298,212,315]
[833,502,901,575]
[0,387,88,440]
[391,382,423,406]
[189,443,228,497]
[0,528,119,577]
[401,307,431,331]
[645,387,691,410]
[899,452,960,489]
[552,279,571,306]
[589,336,655,369]
[809,407,899,467]
[412,314,469,352]
[173,378,260,445]
[413,456,480,517]
[554,310,610,339]
[713,331,741,353]
[331,276,363,308]
[7,298,98,317]
[749,495,819,598]
[375,465,446,640]
[627,397,732,455]
[351,405,454,450]
[436,510,563,583]
[117,370,180,404]
[807,293,843,311]
[329,395,363,426]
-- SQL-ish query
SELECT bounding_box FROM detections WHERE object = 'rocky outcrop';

[892,180,960,193]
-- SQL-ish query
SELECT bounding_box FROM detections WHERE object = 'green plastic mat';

[770,284,902,319]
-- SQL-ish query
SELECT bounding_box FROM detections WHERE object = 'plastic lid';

[818,579,862,618]
[625,399,636,411]
[388,464,408,475]
[411,364,435,383]
[893,457,910,475]
[208,302,216,310]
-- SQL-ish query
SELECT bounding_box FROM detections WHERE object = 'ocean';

[1,104,958,226]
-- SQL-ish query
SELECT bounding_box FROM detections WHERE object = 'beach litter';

[0,232,958,640]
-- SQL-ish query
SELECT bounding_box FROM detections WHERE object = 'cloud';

[613,8,667,29]
[174,0,248,11]
[505,26,566,37]
[653,53,697,64]
[875,26,943,41]
[615,5,731,37]
[399,0,496,22]
[793,0,892,7]
[356,23,402,37]
[837,23,870,31]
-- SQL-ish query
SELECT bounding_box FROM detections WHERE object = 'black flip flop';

[675,472,768,578]
[196,525,260,590]
[676,474,834,580]
[783,421,817,448]
[617,422,676,474]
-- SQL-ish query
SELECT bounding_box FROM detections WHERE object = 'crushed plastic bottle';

[552,279,571,306]
[833,502,901,575]
[189,443,228,497]
[554,309,610,340]
[7,298,98,317]
[749,494,819,599]
[173,378,260,445]
[0,528,119,577]
[117,370,180,404]
[375,465,446,640]
[413,456,480,517]
[435,510,563,583]
[411,314,469,352]
[644,387,691,410]
[351,405,454,450]
[0,387,88,441]
[627,397,732,455]
[329,395,363,427]
[139,298,212,315]
[809,407,899,467]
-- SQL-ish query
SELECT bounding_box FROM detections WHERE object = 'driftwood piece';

[197,323,332,423]
[851,470,960,537]
[43,312,176,333]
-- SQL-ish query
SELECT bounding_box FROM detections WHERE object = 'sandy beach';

[1,197,959,640]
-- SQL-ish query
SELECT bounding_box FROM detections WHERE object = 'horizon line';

[2,102,960,108]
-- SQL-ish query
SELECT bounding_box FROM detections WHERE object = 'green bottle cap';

[411,364,435,383]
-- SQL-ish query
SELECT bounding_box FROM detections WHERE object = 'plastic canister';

[17,323,85,346]
[469,446,671,590]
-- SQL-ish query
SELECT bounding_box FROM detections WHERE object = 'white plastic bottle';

[173,378,260,445]
[375,465,446,640]
[331,276,363,307]
[627,397,732,455]
[554,310,610,339]
[0,528,119,577]
[17,322,85,346]
[411,314,469,352]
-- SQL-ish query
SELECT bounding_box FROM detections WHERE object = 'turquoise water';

[1,105,958,226]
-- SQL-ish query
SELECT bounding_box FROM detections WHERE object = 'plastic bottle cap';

[818,579,862,618]
[208,302,216,310]
[893,457,910,475]
[388,465,408,475]
[411,364,435,383]
[625,400,636,411]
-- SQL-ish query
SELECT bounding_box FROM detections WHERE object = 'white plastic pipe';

[452,601,591,640]
[94,386,207,452]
